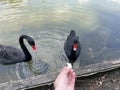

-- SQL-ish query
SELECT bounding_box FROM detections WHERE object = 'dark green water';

[0,0,120,83]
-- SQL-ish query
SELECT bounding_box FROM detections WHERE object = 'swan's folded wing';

[0,46,25,64]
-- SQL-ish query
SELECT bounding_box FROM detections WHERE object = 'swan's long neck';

[19,35,32,61]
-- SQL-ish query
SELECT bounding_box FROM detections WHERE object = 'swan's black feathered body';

[0,35,36,65]
[64,30,81,66]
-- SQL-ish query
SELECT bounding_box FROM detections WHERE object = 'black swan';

[0,35,36,65]
[64,30,81,66]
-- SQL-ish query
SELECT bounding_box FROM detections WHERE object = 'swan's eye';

[73,43,77,51]
[32,45,37,52]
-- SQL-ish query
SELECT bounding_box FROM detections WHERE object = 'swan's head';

[30,42,36,52]
[27,37,37,52]
[32,45,37,52]
[73,36,79,51]
[70,30,76,36]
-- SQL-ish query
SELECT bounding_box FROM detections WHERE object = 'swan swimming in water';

[64,30,81,66]
[0,35,36,65]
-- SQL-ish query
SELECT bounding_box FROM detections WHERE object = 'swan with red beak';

[0,35,37,64]
[64,30,81,66]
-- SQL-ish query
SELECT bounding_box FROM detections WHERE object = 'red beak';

[32,45,37,52]
[73,43,77,51]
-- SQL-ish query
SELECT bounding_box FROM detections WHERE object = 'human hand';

[54,67,76,90]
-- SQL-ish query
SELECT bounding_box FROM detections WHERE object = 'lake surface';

[0,0,120,83]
